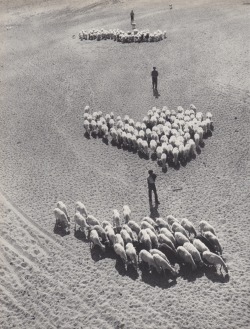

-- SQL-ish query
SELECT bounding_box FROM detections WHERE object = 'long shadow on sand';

[204,266,230,283]
[53,225,70,237]
[115,258,139,281]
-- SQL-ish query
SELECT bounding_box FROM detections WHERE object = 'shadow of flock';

[54,201,229,289]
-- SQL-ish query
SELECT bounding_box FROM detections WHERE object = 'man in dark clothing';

[130,10,134,24]
[147,170,160,204]
[151,67,158,90]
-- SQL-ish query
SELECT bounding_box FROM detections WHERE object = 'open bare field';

[0,0,250,328]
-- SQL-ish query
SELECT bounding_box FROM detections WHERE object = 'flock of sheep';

[79,29,167,43]
[54,201,228,278]
[83,104,213,168]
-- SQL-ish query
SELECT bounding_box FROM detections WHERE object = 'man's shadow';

[153,88,160,98]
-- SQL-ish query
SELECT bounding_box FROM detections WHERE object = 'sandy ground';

[0,0,250,328]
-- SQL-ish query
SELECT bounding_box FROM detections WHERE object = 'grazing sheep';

[141,221,156,234]
[114,243,127,264]
[177,246,197,270]
[113,209,121,230]
[138,229,152,251]
[174,232,190,246]
[145,228,159,248]
[92,225,108,242]
[143,216,156,228]
[115,233,125,247]
[57,201,70,220]
[89,229,105,252]
[158,234,176,251]
[202,251,228,274]
[102,220,112,228]
[153,254,178,276]
[54,208,70,230]
[160,228,176,246]
[150,248,169,261]
[74,212,89,232]
[199,220,216,236]
[183,242,204,265]
[158,243,178,258]
[203,231,222,255]
[105,225,116,245]
[122,224,134,240]
[123,205,131,223]
[84,120,90,134]
[75,201,88,218]
[172,147,179,165]
[120,229,133,244]
[166,215,180,226]
[192,238,209,253]
[139,250,161,273]
[84,105,90,113]
[87,215,100,226]
[172,222,188,237]
[194,234,217,253]
[156,218,172,231]
[125,243,138,269]
[127,220,140,234]
[180,218,197,237]
[161,153,167,168]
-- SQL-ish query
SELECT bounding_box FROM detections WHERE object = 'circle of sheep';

[79,29,167,43]
[83,105,213,169]
[54,201,229,279]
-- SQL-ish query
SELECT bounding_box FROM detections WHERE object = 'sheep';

[183,242,204,266]
[166,215,179,226]
[180,218,197,237]
[149,140,157,153]
[141,221,156,234]
[87,215,100,226]
[145,228,159,248]
[172,147,179,165]
[112,209,121,230]
[125,243,138,269]
[202,251,228,274]
[150,248,169,262]
[161,153,167,168]
[84,105,90,113]
[138,229,152,251]
[120,229,133,245]
[89,229,106,252]
[156,218,172,232]
[158,243,178,258]
[174,232,189,246]
[198,220,216,236]
[92,225,108,242]
[84,120,90,134]
[203,231,222,255]
[160,228,176,246]
[142,140,149,155]
[156,146,163,160]
[105,225,116,245]
[122,224,134,240]
[102,220,112,228]
[127,220,140,234]
[101,124,109,138]
[192,238,209,253]
[194,133,200,147]
[57,201,70,220]
[172,222,188,237]
[142,216,156,228]
[115,233,125,247]
[74,212,89,233]
[139,250,161,273]
[158,234,176,251]
[75,201,88,218]
[122,205,131,223]
[153,254,178,276]
[177,246,197,270]
[114,243,127,265]
[54,208,70,230]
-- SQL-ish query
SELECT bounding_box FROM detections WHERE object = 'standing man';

[130,10,134,24]
[147,170,160,205]
[151,67,158,90]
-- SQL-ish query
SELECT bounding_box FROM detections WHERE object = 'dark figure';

[151,67,158,90]
[147,170,160,205]
[130,10,134,23]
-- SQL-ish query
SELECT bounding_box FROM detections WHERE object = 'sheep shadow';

[90,245,106,262]
[102,137,109,145]
[151,153,157,161]
[139,262,177,289]
[84,132,90,139]
[161,166,168,173]
[74,229,89,243]
[203,130,213,139]
[153,89,160,99]
[178,263,205,282]
[115,259,139,280]
[114,257,127,276]
[204,266,230,283]
[196,146,201,155]
[200,140,205,148]
[53,224,70,237]
[138,151,149,160]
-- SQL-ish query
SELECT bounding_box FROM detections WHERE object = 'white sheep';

[149,140,157,153]
[141,221,156,234]
[156,146,163,160]
[161,153,167,168]
[138,229,152,250]
[198,220,216,236]
[202,251,228,274]
[114,243,127,264]
[84,120,90,134]
[160,228,176,246]
[112,209,121,229]
[139,250,161,273]
[145,228,159,248]
[74,212,89,232]
[57,201,70,220]
[155,218,172,232]
[180,218,197,237]
[89,229,105,252]
[166,215,179,226]
[115,233,125,247]
[174,232,189,245]
[75,201,88,218]
[127,220,140,234]
[125,243,138,269]
[120,229,133,244]
[183,242,204,265]
[102,220,112,228]
[87,214,100,226]
[84,105,90,113]
[172,222,188,237]
[54,208,70,229]
[92,225,108,242]
[158,233,176,251]
[193,239,209,253]
[177,246,197,270]
[142,216,156,227]
[105,225,116,245]
[153,254,178,276]
[122,205,131,223]
[203,231,222,255]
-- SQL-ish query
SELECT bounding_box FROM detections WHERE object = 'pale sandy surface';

[0,0,250,328]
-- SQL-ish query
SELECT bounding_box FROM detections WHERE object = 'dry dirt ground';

[0,0,250,328]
